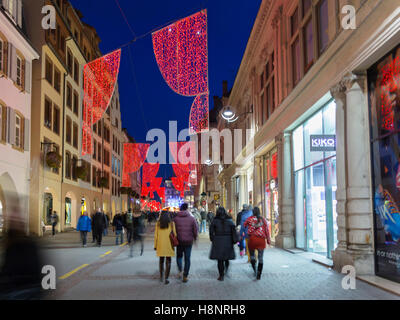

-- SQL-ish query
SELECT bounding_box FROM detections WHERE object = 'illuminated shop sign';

[310,135,336,152]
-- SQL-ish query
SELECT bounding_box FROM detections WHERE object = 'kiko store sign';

[310,135,336,152]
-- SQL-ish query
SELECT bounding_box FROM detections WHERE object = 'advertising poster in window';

[368,43,400,283]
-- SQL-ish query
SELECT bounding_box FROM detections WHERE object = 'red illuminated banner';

[122,143,150,187]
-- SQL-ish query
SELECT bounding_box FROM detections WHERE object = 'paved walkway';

[36,228,400,300]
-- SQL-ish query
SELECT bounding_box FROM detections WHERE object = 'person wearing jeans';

[112,213,124,245]
[173,203,198,283]
[76,211,92,247]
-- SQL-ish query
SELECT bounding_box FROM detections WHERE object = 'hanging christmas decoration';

[189,93,209,134]
[142,163,162,198]
[152,10,209,135]
[152,10,208,96]
[122,143,150,187]
[169,141,198,187]
[82,49,121,155]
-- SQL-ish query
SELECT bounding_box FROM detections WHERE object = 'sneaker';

[177,271,182,279]
[217,276,224,281]
[182,276,188,283]
[164,280,170,285]
[83,244,87,248]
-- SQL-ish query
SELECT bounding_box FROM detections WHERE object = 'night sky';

[69,0,261,180]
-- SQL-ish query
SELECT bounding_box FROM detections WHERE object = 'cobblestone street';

[38,229,400,300]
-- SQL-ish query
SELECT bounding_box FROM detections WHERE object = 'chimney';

[222,81,228,97]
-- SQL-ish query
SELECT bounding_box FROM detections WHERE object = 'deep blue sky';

[70,0,261,179]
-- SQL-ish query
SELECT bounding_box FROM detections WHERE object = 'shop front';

[264,149,279,242]
[368,43,400,283]
[292,100,338,259]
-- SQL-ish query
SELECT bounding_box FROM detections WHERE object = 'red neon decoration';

[152,10,208,97]
[142,163,162,198]
[122,143,150,187]
[271,153,278,179]
[82,49,121,155]
[189,93,209,134]
[380,56,400,131]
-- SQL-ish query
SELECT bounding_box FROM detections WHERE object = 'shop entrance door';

[43,193,53,225]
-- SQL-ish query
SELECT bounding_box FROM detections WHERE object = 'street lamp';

[220,105,253,123]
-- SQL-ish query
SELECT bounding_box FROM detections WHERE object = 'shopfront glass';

[368,44,400,283]
[264,149,279,241]
[65,197,72,225]
[293,101,338,258]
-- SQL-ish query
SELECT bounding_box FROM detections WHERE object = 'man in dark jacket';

[207,211,214,227]
[236,204,248,256]
[92,209,106,247]
[173,203,198,283]
[112,213,124,245]
[200,207,207,233]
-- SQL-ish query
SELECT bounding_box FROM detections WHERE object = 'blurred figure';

[76,211,91,247]
[236,204,247,257]
[132,210,145,256]
[92,209,106,247]
[207,211,214,228]
[112,212,124,245]
[199,206,207,233]
[173,203,198,283]
[124,209,135,257]
[0,208,43,300]
[103,213,109,236]
[154,211,177,284]
[209,207,237,281]
[239,204,253,262]
[50,211,59,237]
[244,206,271,280]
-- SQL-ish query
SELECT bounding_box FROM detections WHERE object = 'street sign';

[310,135,336,152]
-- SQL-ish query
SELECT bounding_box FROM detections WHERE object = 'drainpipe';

[60,70,67,233]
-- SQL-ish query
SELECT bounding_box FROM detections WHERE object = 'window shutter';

[10,45,17,82]
[25,60,31,93]
[24,118,29,151]
[12,0,17,21]
[7,42,12,78]
[17,0,22,28]
[2,0,9,12]
[7,107,15,145]
[2,106,7,142]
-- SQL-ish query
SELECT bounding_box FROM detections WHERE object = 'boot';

[256,263,263,280]
[251,259,257,275]
[165,259,171,285]
[159,259,164,282]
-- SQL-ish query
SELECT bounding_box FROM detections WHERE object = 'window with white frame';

[16,55,22,87]
[15,114,22,148]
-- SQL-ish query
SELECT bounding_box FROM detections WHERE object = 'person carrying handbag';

[154,211,177,285]
[209,207,237,281]
[243,206,271,280]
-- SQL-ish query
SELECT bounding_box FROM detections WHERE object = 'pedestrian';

[41,219,46,236]
[91,213,96,243]
[209,207,237,281]
[154,211,177,285]
[200,207,207,233]
[76,211,92,247]
[92,209,106,247]
[133,210,145,256]
[112,212,124,245]
[50,211,59,236]
[236,204,247,257]
[239,204,253,262]
[124,209,135,257]
[103,214,109,236]
[244,206,271,280]
[173,203,198,283]
[207,211,214,228]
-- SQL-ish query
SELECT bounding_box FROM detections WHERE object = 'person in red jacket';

[244,206,271,280]
[173,203,198,283]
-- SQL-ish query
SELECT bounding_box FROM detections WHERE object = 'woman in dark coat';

[209,207,238,281]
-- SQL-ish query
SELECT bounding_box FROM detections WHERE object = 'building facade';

[216,0,400,285]
[0,0,39,234]
[23,0,133,235]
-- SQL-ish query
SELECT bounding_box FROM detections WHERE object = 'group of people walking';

[153,202,270,284]
[76,202,270,284]
[76,209,145,255]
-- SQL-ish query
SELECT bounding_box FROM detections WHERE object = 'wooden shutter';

[7,42,12,78]
[25,60,31,93]
[24,118,29,151]
[2,0,9,12]
[17,0,22,28]
[7,107,15,145]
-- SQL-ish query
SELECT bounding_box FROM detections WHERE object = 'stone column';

[330,82,348,257]
[332,73,374,275]
[275,132,295,248]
